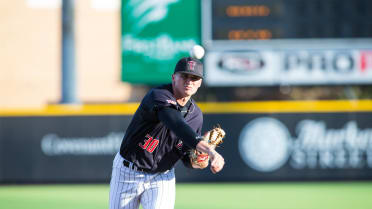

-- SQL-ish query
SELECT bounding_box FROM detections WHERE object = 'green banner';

[121,0,201,84]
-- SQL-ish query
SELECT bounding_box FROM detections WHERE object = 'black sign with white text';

[1,112,371,183]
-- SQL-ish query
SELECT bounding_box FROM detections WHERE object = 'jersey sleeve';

[181,109,203,169]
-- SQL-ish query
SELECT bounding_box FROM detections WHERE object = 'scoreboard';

[207,0,372,41]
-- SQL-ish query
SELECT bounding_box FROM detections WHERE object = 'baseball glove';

[190,125,225,168]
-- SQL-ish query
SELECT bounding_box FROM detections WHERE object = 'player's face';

[172,73,202,98]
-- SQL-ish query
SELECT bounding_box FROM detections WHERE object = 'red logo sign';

[360,51,372,73]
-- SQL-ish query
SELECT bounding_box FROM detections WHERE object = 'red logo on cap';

[187,61,196,71]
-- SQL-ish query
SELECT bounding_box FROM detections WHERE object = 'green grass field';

[1,182,371,209]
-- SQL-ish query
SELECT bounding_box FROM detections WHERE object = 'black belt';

[123,160,151,173]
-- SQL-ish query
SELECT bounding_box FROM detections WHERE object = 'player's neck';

[176,96,190,106]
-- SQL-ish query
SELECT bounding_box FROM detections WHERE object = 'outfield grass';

[0,182,371,209]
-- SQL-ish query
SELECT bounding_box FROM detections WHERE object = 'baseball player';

[109,57,225,209]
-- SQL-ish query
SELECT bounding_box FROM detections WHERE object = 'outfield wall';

[1,100,372,183]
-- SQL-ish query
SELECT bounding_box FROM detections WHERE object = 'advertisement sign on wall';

[205,49,372,86]
[121,0,201,84]
[0,116,129,183]
[1,110,372,183]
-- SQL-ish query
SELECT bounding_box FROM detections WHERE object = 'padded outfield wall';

[1,100,372,183]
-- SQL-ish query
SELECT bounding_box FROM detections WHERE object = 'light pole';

[61,0,79,104]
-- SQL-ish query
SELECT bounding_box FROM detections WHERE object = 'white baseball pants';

[109,153,176,209]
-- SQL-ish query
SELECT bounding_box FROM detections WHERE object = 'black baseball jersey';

[120,84,203,173]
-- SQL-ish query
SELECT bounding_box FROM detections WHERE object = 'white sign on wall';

[205,49,372,86]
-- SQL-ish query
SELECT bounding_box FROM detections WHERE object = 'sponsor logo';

[218,52,265,74]
[206,49,372,86]
[239,117,291,172]
[284,50,372,73]
[122,34,197,60]
[290,120,372,169]
[125,0,180,34]
[41,132,124,156]
[239,117,372,172]
[122,1,198,61]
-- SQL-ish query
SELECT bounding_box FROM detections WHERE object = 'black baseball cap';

[174,57,204,79]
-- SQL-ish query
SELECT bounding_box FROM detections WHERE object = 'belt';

[122,160,151,173]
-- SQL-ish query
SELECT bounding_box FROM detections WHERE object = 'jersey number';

[139,135,159,153]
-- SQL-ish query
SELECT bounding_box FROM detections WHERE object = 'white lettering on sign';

[290,120,372,169]
[41,132,124,156]
[122,34,196,60]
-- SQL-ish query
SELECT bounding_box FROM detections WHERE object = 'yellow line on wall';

[0,100,371,117]
[198,100,372,113]
[0,103,140,117]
